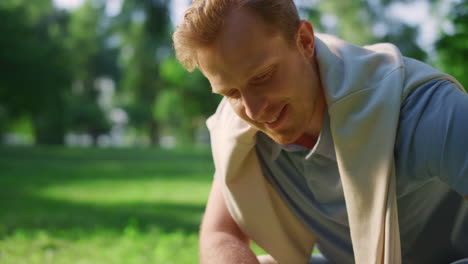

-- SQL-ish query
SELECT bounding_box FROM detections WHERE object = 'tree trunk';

[149,119,159,146]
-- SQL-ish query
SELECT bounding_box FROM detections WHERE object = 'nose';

[242,92,268,121]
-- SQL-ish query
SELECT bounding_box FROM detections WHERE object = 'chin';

[269,132,300,146]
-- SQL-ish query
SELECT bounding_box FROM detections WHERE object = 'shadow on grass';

[1,191,205,237]
[0,146,214,189]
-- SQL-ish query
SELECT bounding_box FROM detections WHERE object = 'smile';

[264,104,288,129]
[267,113,280,124]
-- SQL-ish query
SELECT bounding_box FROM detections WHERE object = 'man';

[173,0,468,263]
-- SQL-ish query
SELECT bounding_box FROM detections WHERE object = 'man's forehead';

[198,45,279,94]
[216,7,281,63]
[198,44,273,79]
[196,8,286,88]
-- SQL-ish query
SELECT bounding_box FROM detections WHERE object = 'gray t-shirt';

[255,80,468,264]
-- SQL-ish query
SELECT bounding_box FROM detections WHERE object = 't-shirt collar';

[267,110,336,161]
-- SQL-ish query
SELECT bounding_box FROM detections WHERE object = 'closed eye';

[250,66,276,84]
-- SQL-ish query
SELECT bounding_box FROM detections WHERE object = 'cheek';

[287,59,313,99]
[276,60,301,94]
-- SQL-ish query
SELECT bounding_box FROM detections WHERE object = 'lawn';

[0,146,215,264]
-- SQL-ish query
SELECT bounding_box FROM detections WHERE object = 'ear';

[295,20,315,59]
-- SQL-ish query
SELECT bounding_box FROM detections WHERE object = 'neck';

[294,134,317,149]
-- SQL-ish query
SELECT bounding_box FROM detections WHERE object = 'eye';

[251,66,275,84]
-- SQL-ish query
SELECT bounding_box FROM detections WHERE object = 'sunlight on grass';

[0,146,213,264]
[0,225,199,264]
[35,179,210,204]
[0,146,297,263]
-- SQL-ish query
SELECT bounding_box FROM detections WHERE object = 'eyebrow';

[248,58,276,79]
[250,64,276,80]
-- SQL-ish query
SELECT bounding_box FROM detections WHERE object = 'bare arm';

[199,177,260,264]
[465,195,468,201]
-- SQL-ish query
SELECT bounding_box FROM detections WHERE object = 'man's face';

[197,8,324,145]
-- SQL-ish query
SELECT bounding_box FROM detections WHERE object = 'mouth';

[264,104,288,129]
[267,114,280,124]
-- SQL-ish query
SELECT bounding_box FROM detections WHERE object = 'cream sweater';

[206,34,465,264]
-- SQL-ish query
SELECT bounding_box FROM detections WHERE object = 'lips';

[264,104,288,129]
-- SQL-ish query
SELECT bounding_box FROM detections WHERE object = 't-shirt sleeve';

[396,80,468,196]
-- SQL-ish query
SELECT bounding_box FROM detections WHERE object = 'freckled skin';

[197,7,326,146]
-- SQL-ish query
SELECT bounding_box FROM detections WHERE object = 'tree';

[315,0,376,46]
[157,57,220,144]
[114,0,172,146]
[436,0,468,89]
[0,2,72,144]
[305,0,427,61]
[65,0,119,144]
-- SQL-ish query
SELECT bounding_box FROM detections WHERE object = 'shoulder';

[316,34,406,106]
[395,79,468,196]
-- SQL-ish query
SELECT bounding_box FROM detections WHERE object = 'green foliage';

[63,0,120,143]
[66,96,111,136]
[160,58,187,87]
[308,0,428,61]
[0,0,54,23]
[115,0,173,145]
[0,4,72,144]
[317,0,376,46]
[1,0,465,146]
[0,0,122,145]
[32,99,68,145]
[66,0,103,80]
[153,89,183,124]
[0,7,68,114]
[123,103,154,130]
[436,1,468,89]
[381,24,428,62]
[158,57,220,144]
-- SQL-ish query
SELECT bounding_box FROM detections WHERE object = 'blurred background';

[0,0,466,263]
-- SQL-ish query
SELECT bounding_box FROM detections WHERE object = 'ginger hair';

[172,0,300,72]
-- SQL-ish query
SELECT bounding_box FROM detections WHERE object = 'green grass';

[0,146,270,263]
[0,146,214,264]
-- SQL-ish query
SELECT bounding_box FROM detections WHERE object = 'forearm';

[200,231,260,264]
